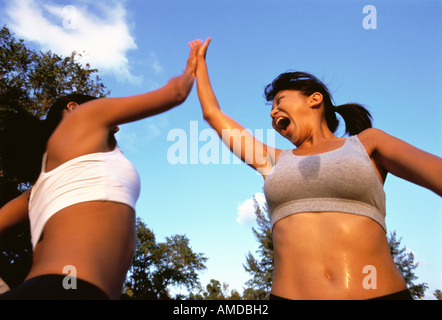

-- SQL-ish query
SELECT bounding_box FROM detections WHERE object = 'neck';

[294,121,338,150]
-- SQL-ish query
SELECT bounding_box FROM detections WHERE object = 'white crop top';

[29,147,140,248]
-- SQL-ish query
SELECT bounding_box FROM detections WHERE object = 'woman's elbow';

[202,110,213,122]
[202,108,222,124]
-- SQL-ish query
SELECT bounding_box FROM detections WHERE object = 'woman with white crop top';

[195,39,442,300]
[0,40,203,300]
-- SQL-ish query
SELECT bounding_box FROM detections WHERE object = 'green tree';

[0,26,108,118]
[122,218,208,299]
[201,279,226,300]
[188,279,242,300]
[243,198,430,300]
[242,196,273,300]
[0,25,109,289]
[388,231,428,299]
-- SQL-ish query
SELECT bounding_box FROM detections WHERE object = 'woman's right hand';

[196,38,211,62]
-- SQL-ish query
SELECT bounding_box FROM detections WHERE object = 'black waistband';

[0,274,109,300]
[368,289,413,300]
[269,289,413,300]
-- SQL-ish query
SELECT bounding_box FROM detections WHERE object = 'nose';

[270,107,279,118]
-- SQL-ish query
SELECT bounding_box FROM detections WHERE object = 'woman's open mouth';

[274,116,291,132]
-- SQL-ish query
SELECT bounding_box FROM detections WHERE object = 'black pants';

[368,289,413,300]
[269,289,413,300]
[0,274,109,300]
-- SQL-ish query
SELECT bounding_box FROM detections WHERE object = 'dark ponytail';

[0,94,98,185]
[0,109,47,184]
[334,103,372,136]
[264,71,372,136]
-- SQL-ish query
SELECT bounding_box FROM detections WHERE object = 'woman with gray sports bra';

[0,40,203,300]
[195,39,442,300]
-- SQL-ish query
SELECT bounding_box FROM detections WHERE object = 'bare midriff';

[271,211,407,300]
[26,201,136,300]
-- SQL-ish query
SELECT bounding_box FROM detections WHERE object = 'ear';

[308,92,323,109]
[66,101,79,112]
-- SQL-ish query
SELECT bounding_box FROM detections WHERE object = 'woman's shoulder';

[272,148,289,163]
[357,127,386,139]
[356,128,388,149]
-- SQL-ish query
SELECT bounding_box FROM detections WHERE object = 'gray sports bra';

[263,136,386,232]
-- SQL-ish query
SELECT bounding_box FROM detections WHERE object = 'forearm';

[130,69,195,117]
[196,58,223,122]
[171,68,196,104]
[0,191,30,235]
[371,129,442,196]
[395,152,442,196]
[193,38,277,175]
[195,56,276,173]
[196,59,252,141]
[83,69,195,128]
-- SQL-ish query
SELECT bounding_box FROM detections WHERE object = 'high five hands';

[188,38,212,74]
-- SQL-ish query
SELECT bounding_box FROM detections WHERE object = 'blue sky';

[1,0,441,299]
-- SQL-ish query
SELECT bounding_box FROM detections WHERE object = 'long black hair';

[264,71,372,135]
[0,94,98,184]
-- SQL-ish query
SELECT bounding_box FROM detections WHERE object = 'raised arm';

[74,40,201,129]
[195,39,278,177]
[360,128,442,196]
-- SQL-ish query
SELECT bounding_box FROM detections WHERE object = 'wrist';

[168,72,194,104]
[196,56,207,65]
[183,67,195,78]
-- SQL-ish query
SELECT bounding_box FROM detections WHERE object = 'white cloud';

[236,193,267,226]
[149,53,163,74]
[4,0,139,83]
[116,115,169,151]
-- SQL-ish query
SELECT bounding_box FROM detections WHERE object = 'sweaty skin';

[272,212,406,299]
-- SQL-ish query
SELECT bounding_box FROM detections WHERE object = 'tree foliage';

[122,218,208,300]
[388,231,428,299]
[188,279,242,300]
[0,25,109,118]
[242,196,273,300]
